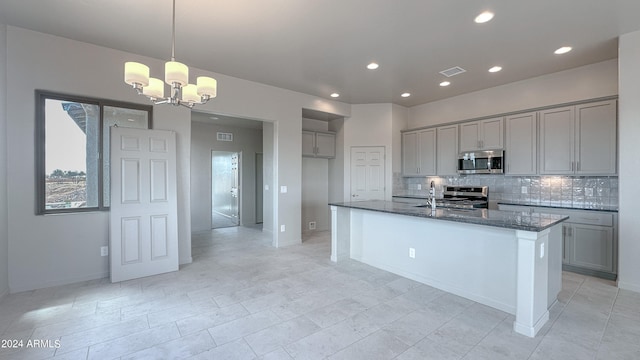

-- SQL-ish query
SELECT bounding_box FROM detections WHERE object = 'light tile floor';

[1,226,638,359]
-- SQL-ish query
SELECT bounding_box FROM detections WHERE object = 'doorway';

[211,151,240,228]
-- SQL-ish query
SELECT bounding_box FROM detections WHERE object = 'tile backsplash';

[394,173,618,209]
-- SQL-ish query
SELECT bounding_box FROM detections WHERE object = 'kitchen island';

[329,200,568,338]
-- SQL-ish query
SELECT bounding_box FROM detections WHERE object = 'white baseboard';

[618,280,640,294]
[179,257,193,265]
[9,271,109,294]
[0,287,8,301]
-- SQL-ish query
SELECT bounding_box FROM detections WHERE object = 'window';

[36,91,152,214]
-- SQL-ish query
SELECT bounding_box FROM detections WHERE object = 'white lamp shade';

[165,61,189,86]
[182,84,200,103]
[197,76,217,97]
[124,62,149,86]
[143,77,164,99]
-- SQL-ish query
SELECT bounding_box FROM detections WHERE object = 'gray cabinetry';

[302,130,336,158]
[539,106,575,174]
[575,100,617,175]
[436,125,458,176]
[564,223,614,273]
[459,117,503,152]
[402,129,436,176]
[539,100,617,175]
[498,203,617,279]
[505,112,537,175]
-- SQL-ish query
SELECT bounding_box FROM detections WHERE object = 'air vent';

[217,132,233,141]
[439,66,467,77]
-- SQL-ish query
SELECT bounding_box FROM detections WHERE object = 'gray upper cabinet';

[402,129,436,176]
[302,130,316,157]
[539,106,575,174]
[505,112,537,175]
[459,117,503,152]
[436,125,458,176]
[315,132,336,158]
[302,130,336,158]
[575,100,617,175]
[540,100,617,175]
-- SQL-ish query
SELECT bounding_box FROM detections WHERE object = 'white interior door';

[350,146,385,201]
[109,127,179,283]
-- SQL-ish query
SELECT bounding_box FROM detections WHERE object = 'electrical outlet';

[265,185,269,191]
[280,186,288,193]
[280,225,286,232]
[585,187,594,197]
[521,186,528,194]
[309,221,316,230]
[409,248,415,259]
[416,184,422,190]
[100,246,108,257]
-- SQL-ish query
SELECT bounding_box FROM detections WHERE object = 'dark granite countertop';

[497,201,618,213]
[330,200,568,232]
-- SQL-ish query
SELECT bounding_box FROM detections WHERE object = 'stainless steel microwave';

[457,150,504,174]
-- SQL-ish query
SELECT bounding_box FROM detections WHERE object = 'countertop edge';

[330,201,569,233]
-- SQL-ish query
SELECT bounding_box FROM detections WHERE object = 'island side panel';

[548,224,563,307]
[514,229,550,338]
[330,205,351,262]
[348,208,518,314]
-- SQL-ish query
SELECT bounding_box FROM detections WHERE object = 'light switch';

[280,186,288,193]
[265,185,269,191]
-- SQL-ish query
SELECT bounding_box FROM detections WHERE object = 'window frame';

[35,90,153,215]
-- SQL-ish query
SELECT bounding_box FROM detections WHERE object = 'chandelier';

[124,0,217,108]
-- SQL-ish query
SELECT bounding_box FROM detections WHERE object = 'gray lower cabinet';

[564,223,614,273]
[498,204,617,279]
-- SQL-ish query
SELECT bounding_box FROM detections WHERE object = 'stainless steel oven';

[457,150,504,174]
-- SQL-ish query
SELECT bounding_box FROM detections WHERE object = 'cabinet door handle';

[571,161,575,172]
[577,161,580,171]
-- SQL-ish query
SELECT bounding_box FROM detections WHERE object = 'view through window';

[36,91,151,214]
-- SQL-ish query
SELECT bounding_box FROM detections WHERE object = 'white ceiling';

[1,0,639,107]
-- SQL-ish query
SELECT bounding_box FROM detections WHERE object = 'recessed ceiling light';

[488,66,502,73]
[474,11,494,24]
[209,116,219,120]
[127,118,135,122]
[367,62,379,70]
[401,92,411,98]
[440,81,451,87]
[330,93,340,98]
[554,46,572,55]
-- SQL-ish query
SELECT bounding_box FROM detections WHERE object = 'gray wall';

[302,158,329,232]
[618,30,640,292]
[301,119,330,233]
[190,120,263,232]
[0,24,8,299]
[3,25,350,292]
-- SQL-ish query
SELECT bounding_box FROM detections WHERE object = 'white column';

[330,206,351,262]
[513,229,550,337]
